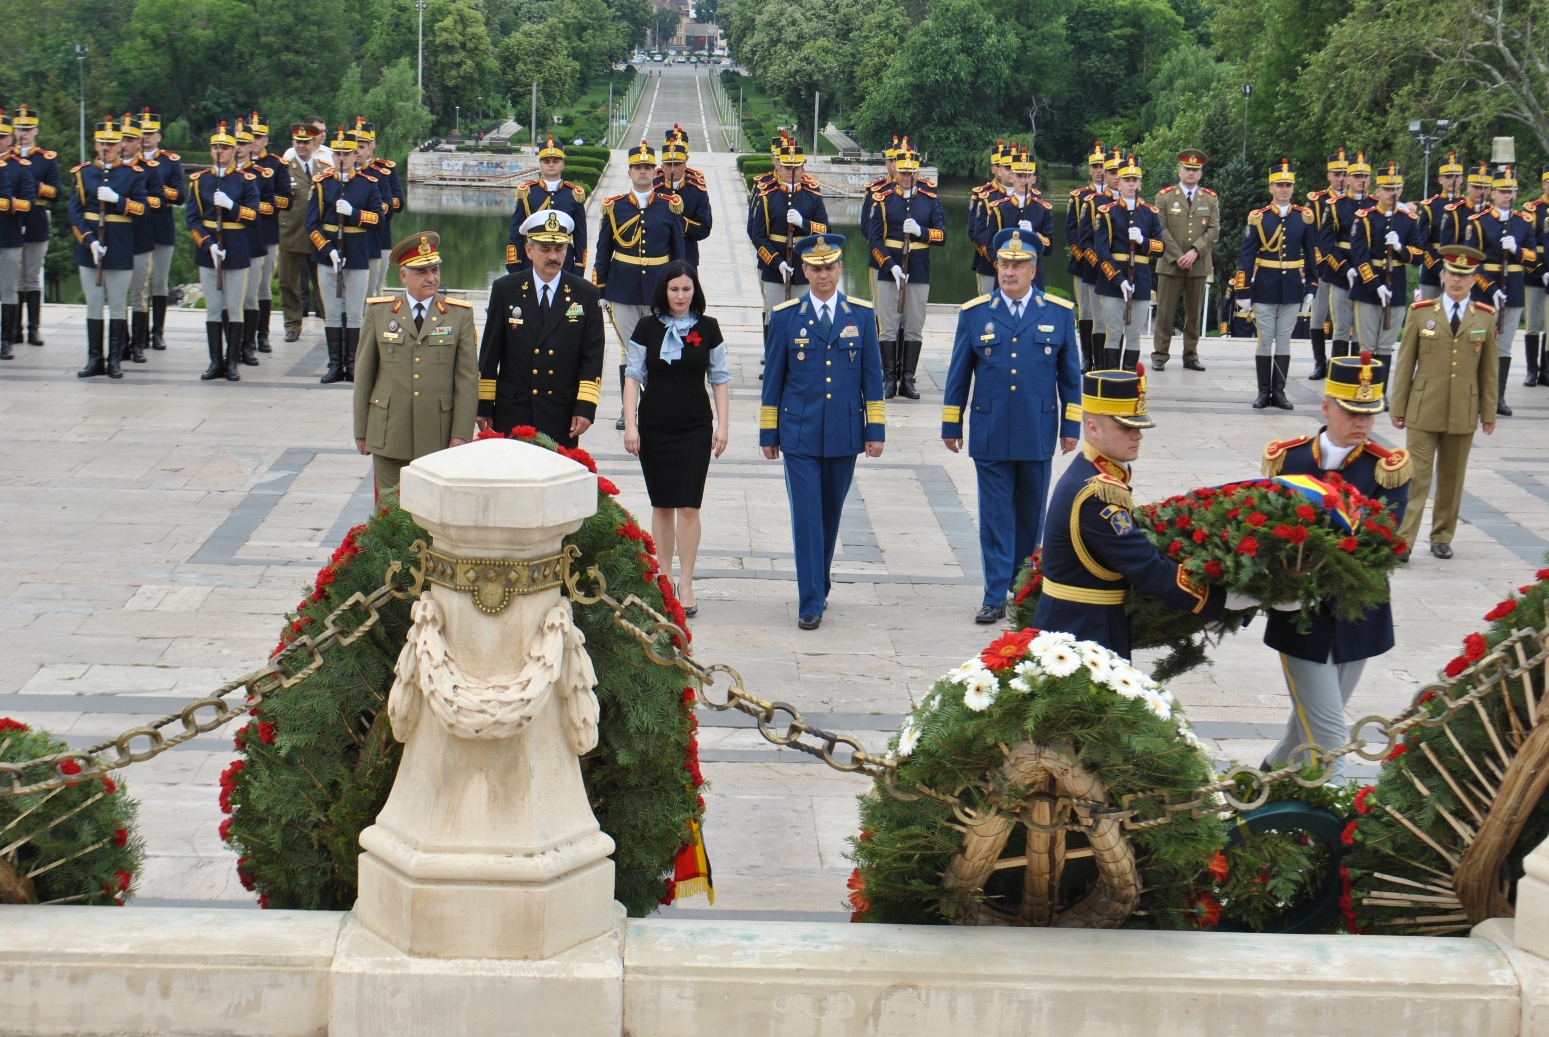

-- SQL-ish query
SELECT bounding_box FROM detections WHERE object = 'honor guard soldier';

[1525,166,1549,387]
[1068,141,1109,371]
[859,136,899,294]
[760,233,884,631]
[867,138,945,399]
[0,110,37,359]
[9,105,60,350]
[969,141,1011,296]
[1305,149,1349,378]
[596,140,686,428]
[1389,245,1497,559]
[354,120,401,298]
[506,136,588,277]
[186,121,259,381]
[1348,162,1424,379]
[748,139,829,338]
[279,122,330,342]
[247,112,291,354]
[942,227,1079,623]
[478,210,606,448]
[1234,158,1319,410]
[1079,148,1125,366]
[1152,149,1218,372]
[135,109,184,353]
[1259,352,1410,780]
[657,124,712,267]
[306,126,385,383]
[1322,150,1372,361]
[1415,151,1465,304]
[1032,367,1233,657]
[1093,152,1162,371]
[981,148,1054,292]
[354,231,479,493]
[232,118,271,367]
[1463,164,1538,415]
[116,114,163,365]
[71,117,147,379]
[1436,160,1489,251]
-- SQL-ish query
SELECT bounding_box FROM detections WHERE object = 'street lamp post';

[416,0,427,101]
[455,105,460,137]
[1241,83,1252,162]
[75,43,89,164]
[1407,118,1452,199]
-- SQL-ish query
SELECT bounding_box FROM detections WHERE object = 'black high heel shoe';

[677,582,698,618]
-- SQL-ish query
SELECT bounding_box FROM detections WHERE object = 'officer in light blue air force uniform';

[761,233,885,631]
[943,227,1081,623]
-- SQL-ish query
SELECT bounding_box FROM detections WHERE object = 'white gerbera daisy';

[921,692,941,714]
[1029,630,1074,655]
[947,659,991,685]
[896,720,922,758]
[1084,652,1115,687]
[1040,644,1082,677]
[1107,668,1145,699]
[1139,688,1171,719]
[1007,658,1044,693]
[962,671,999,711]
[1177,724,1203,750]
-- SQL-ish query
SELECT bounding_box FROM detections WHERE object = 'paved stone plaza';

[4,69,1548,920]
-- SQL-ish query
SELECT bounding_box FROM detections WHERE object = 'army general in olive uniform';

[353,231,480,493]
[1151,149,1219,370]
[1388,244,1498,559]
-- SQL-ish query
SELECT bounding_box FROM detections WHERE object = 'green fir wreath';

[220,427,705,916]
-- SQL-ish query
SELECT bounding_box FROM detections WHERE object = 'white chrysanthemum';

[962,671,999,711]
[1040,644,1082,677]
[1139,687,1171,719]
[1007,658,1044,693]
[896,720,922,758]
[1029,630,1074,655]
[947,659,991,685]
[1107,667,1145,699]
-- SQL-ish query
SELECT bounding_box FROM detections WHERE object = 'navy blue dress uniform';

[1347,162,1425,365]
[864,146,947,286]
[859,136,899,286]
[981,149,1054,290]
[1092,154,1163,370]
[505,136,588,277]
[969,141,1011,287]
[942,228,1080,620]
[1032,369,1226,658]
[1525,167,1549,388]
[249,114,292,353]
[1067,141,1110,370]
[593,142,686,306]
[866,139,945,397]
[10,104,62,349]
[1437,161,1489,248]
[305,130,385,385]
[759,234,885,628]
[1321,150,1374,358]
[186,122,261,381]
[0,110,38,358]
[231,118,271,366]
[1464,165,1539,414]
[1416,151,1466,295]
[1234,159,1320,410]
[70,118,149,379]
[116,114,163,364]
[356,120,401,281]
[1305,148,1350,376]
[479,210,607,449]
[136,109,185,352]
[747,141,829,296]
[656,125,712,268]
[1259,353,1410,780]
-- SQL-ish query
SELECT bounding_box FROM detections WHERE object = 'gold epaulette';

[570,183,586,202]
[1366,445,1413,488]
[1043,294,1074,309]
[313,171,332,182]
[442,297,473,308]
[1087,473,1133,511]
[515,182,530,200]
[1247,207,1266,227]
[1410,298,1439,310]
[772,297,802,311]
[1296,205,1312,216]
[71,162,88,173]
[1261,435,1312,476]
[161,151,177,161]
[367,296,396,304]
[847,297,873,309]
[241,171,255,180]
[960,293,991,310]
[359,172,378,182]
[666,194,683,214]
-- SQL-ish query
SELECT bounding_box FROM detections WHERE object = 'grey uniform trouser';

[874,279,930,341]
[1418,283,1443,302]
[199,265,249,323]
[609,302,651,365]
[1329,283,1355,339]
[367,254,384,301]
[1527,287,1546,333]
[323,267,368,328]
[1254,302,1298,356]
[150,244,174,296]
[1266,652,1367,783]
[80,266,133,320]
[128,251,152,312]
[0,248,20,305]
[1497,307,1525,358]
[978,273,996,296]
[760,281,809,324]
[19,214,47,292]
[253,250,276,303]
[1311,281,1333,334]
[1097,293,1143,354]
[1078,279,1097,325]
[1352,299,1401,356]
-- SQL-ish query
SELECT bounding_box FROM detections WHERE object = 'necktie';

[541,284,551,314]
[1450,304,1460,336]
[819,305,831,335]
[414,304,424,331]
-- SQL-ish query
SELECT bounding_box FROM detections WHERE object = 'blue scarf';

[658,313,699,364]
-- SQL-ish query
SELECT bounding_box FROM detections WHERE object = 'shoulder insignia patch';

[71,162,88,173]
[960,293,992,310]
[1476,302,1496,314]
[847,297,874,309]
[1261,435,1312,476]
[1296,205,1312,216]
[258,165,274,177]
[772,297,802,311]
[161,151,177,161]
[1039,198,1053,209]
[1043,294,1075,309]
[41,149,58,159]
[313,172,330,182]
[1410,298,1438,310]
[241,171,255,180]
[1200,187,1217,196]
[1101,503,1135,536]
[1158,185,1175,195]
[443,297,473,308]
[367,296,396,304]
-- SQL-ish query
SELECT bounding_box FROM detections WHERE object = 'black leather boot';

[79,319,106,377]
[25,290,44,346]
[881,338,898,399]
[241,310,260,365]
[1091,332,1108,369]
[201,322,226,380]
[1120,348,1139,371]
[224,320,242,381]
[1525,333,1541,386]
[106,318,127,379]
[616,363,627,428]
[0,304,15,360]
[320,327,344,383]
[1270,354,1295,410]
[150,295,167,349]
[1252,354,1272,409]
[1308,329,1328,379]
[343,327,359,382]
[1498,357,1513,416]
[256,299,272,352]
[899,340,922,399]
[1330,338,1350,359]
[1077,318,1094,372]
[129,310,148,363]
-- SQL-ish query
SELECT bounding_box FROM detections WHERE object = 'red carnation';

[1246,512,1267,527]
[1463,632,1488,661]
[1385,741,1408,761]
[1192,529,1207,544]
[1287,526,1309,544]
[219,818,233,842]
[114,828,129,847]
[1536,569,1549,581]
[981,628,1035,671]
[1271,524,1292,539]
[100,777,117,795]
[1485,599,1519,621]
[114,869,132,893]
[1237,536,1259,557]
[1323,494,1340,508]
[558,444,599,473]
[1175,514,1192,530]
[1353,786,1375,815]
[257,894,271,909]
[598,477,620,496]
[1341,819,1358,846]
[512,425,538,440]
[1226,507,1240,519]
[659,878,678,906]
[1297,504,1316,522]
[258,722,276,746]
[1339,536,1359,553]
[1168,540,1183,558]
[1444,655,1469,678]
[1325,471,1343,485]
[1014,582,1034,605]
[1204,560,1223,578]
[0,717,27,733]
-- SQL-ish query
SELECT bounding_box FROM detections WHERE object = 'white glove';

[778,261,793,281]
[1384,230,1401,249]
[96,184,119,204]
[1270,599,1302,612]
[212,190,233,210]
[891,265,908,286]
[785,207,803,228]
[1542,271,1549,287]
[1018,219,1033,231]
[1302,293,1316,312]
[1502,234,1518,252]
[902,217,923,237]
[1128,225,1144,244]
[210,245,226,264]
[1377,285,1393,306]
[1120,279,1134,301]
[1415,288,1425,303]
[1494,289,1507,310]
[329,249,343,273]
[1223,592,1260,611]
[89,240,107,264]
[336,198,353,217]
[1347,267,1358,288]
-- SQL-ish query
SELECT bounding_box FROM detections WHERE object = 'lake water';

[398,184,1074,305]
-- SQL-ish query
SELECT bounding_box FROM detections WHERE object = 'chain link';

[0,564,414,799]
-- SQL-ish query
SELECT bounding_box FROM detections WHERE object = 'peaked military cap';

[1083,365,1153,428]
[1177,148,1207,168]
[796,232,844,267]
[12,104,38,129]
[118,113,142,140]
[1492,164,1518,189]
[1325,350,1385,413]
[1374,161,1403,187]
[1010,147,1035,174]
[519,209,574,244]
[778,140,808,167]
[207,120,235,147]
[1440,244,1484,275]
[1467,160,1491,186]
[1326,148,1350,171]
[538,134,565,159]
[1268,157,1297,184]
[1346,150,1372,175]
[662,124,688,160]
[0,109,12,136]
[329,125,356,151]
[628,139,656,165]
[231,117,251,143]
[353,117,375,141]
[1087,140,1107,166]
[139,109,162,133]
[290,122,318,142]
[96,116,125,143]
[392,231,443,268]
[992,227,1039,261]
[1438,150,1464,176]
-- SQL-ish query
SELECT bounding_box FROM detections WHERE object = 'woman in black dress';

[622,261,730,617]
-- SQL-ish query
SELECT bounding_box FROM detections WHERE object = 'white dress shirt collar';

[633,189,653,208]
[1319,430,1356,470]
[406,291,434,320]
[534,270,561,300]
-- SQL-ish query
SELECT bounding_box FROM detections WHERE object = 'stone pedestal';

[353,439,615,962]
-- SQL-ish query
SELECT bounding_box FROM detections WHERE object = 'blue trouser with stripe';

[782,453,857,617]
[1265,652,1367,783]
[975,458,1051,607]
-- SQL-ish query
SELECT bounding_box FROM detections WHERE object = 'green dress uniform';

[1388,246,1498,555]
[352,232,480,493]
[1151,149,1218,369]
